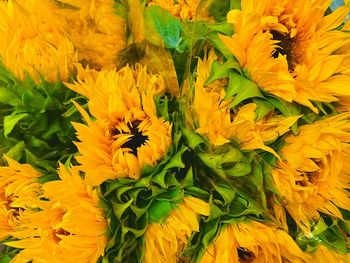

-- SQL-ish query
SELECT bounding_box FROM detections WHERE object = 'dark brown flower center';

[111,120,149,156]
[237,247,254,261]
[271,30,295,71]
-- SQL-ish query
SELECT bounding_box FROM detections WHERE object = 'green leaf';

[213,183,236,205]
[209,0,231,22]
[145,6,183,49]
[185,186,210,201]
[207,22,234,35]
[0,255,11,263]
[25,150,57,173]
[262,162,279,194]
[227,73,264,107]
[184,219,221,263]
[3,113,28,138]
[201,219,220,248]
[181,167,194,188]
[266,96,301,132]
[155,95,170,121]
[229,197,262,217]
[148,200,172,223]
[151,146,187,188]
[254,98,274,121]
[296,216,348,254]
[182,128,208,151]
[61,105,78,118]
[198,146,248,179]
[37,174,59,184]
[113,198,134,220]
[0,86,21,106]
[251,160,264,191]
[312,218,329,236]
[207,31,233,59]
[157,188,183,202]
[267,96,300,117]
[230,0,241,9]
[5,141,25,161]
[208,197,226,220]
[205,59,241,85]
[41,119,61,140]
[21,89,46,111]
[224,161,252,177]
[182,21,209,50]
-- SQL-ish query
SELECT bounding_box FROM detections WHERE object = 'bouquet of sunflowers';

[1,0,350,262]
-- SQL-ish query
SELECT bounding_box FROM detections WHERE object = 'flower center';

[52,228,70,243]
[111,120,149,156]
[296,158,322,186]
[271,30,295,71]
[237,247,254,261]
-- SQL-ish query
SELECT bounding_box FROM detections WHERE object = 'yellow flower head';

[192,50,300,156]
[6,164,108,263]
[0,0,77,82]
[143,197,209,263]
[201,221,308,263]
[310,245,350,263]
[0,157,41,241]
[66,65,172,185]
[272,113,350,232]
[220,0,350,112]
[54,0,126,70]
[148,0,201,20]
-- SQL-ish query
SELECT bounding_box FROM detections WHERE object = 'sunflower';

[0,157,42,241]
[143,197,209,263]
[66,65,172,185]
[6,164,108,263]
[191,49,300,156]
[337,97,350,112]
[0,0,77,82]
[54,0,126,70]
[200,220,307,263]
[310,245,350,263]
[147,0,201,20]
[271,113,350,233]
[220,0,350,112]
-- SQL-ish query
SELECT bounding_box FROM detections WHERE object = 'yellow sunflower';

[54,0,126,70]
[337,96,350,113]
[147,0,203,20]
[66,65,172,185]
[143,197,209,263]
[191,49,300,156]
[6,164,108,263]
[220,0,350,112]
[0,157,41,241]
[271,113,350,233]
[0,0,77,82]
[200,220,308,263]
[310,245,350,263]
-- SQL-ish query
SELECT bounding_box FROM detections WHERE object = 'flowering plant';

[1,0,350,262]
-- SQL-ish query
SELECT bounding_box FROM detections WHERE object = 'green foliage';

[181,128,280,261]
[204,58,264,109]
[208,0,231,21]
[297,216,350,255]
[0,63,82,173]
[0,243,19,262]
[99,95,209,262]
[0,255,11,263]
[145,6,184,50]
